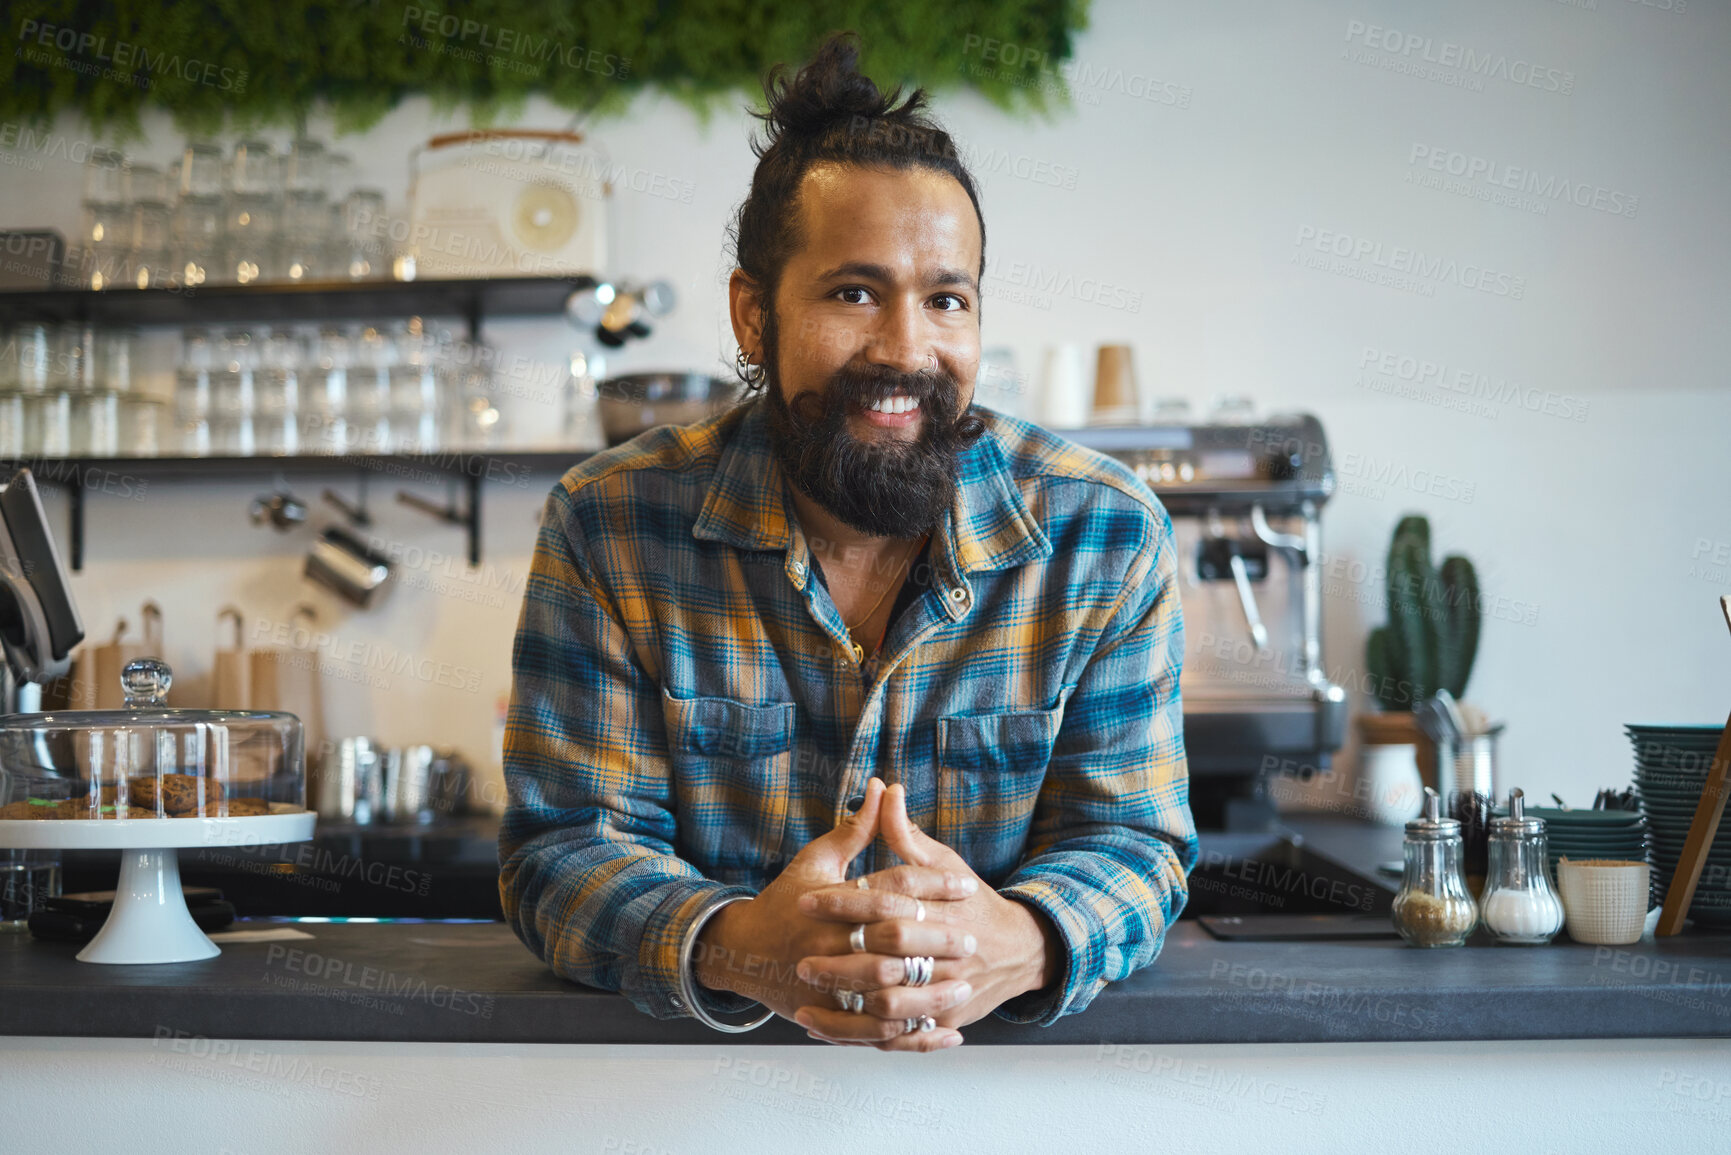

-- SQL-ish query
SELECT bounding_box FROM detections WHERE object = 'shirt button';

[792,561,805,575]
[950,587,967,601]
[670,996,684,1008]
[845,795,866,813]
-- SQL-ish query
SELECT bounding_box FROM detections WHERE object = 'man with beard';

[500,34,1197,1052]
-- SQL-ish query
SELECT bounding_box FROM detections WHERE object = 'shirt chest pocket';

[661,689,795,881]
[933,694,1069,885]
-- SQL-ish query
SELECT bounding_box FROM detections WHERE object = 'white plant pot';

[1359,743,1426,826]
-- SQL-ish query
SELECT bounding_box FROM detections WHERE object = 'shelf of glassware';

[0,274,606,570]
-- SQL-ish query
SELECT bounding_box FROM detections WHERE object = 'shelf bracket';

[466,469,481,567]
[69,477,83,572]
[395,472,483,566]
[321,471,372,527]
[464,291,483,345]
[16,446,572,575]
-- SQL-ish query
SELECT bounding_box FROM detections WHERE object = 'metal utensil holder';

[1436,726,1501,801]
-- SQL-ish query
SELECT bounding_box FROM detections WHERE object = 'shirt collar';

[691,396,1051,575]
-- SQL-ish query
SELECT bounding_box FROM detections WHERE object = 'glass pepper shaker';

[1480,788,1565,945]
[1391,787,1478,948]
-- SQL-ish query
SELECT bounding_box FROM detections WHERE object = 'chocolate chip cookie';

[172,795,271,817]
[0,799,60,820]
[129,774,222,815]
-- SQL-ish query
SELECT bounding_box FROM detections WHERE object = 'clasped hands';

[692,777,1061,1052]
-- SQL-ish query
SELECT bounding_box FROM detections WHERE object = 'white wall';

[1,0,1726,809]
[5,1035,1731,1154]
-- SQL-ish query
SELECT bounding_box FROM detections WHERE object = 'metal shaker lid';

[1490,787,1545,835]
[1406,786,1462,839]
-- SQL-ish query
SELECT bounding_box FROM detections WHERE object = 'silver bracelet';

[677,894,774,1033]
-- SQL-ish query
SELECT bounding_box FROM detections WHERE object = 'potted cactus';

[1357,515,1482,816]
[1365,515,1481,710]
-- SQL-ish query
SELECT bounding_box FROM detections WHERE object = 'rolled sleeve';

[992,505,1198,1026]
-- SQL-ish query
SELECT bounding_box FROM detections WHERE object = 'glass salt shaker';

[1391,787,1478,948]
[1480,788,1565,945]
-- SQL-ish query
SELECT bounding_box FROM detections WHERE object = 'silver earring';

[736,347,765,386]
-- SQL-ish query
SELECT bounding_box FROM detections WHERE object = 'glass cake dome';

[0,657,306,820]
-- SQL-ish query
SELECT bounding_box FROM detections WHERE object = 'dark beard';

[759,319,971,540]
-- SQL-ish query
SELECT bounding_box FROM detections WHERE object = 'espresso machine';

[1069,415,1345,831]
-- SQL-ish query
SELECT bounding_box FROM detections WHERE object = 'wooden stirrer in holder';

[1656,595,1731,936]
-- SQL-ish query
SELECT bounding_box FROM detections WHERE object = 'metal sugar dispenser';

[1391,787,1478,948]
[1480,788,1565,945]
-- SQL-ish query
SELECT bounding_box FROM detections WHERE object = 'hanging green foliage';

[0,0,1091,138]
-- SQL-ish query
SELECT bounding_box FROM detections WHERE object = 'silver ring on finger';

[919,1015,937,1032]
[902,1017,920,1035]
[835,988,864,1014]
[849,923,867,953]
[901,955,934,987]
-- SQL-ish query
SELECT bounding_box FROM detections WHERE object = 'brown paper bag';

[249,603,325,771]
[66,617,126,710]
[100,601,164,708]
[211,605,248,710]
[67,601,163,710]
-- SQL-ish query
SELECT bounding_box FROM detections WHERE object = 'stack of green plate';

[1522,806,1649,877]
[1629,724,1731,925]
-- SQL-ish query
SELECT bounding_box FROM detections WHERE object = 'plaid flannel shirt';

[499,396,1197,1027]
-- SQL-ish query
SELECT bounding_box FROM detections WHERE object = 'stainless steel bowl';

[596,373,738,446]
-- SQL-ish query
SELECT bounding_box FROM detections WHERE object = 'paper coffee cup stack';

[1090,344,1140,425]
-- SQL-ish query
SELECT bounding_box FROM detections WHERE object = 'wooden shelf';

[0,275,595,335]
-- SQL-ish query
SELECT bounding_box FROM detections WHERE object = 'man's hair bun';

[758,32,916,143]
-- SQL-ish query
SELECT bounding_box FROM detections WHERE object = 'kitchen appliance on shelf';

[408,130,609,279]
[1067,414,1345,831]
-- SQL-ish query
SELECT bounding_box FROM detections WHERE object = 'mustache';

[787,362,961,425]
[840,364,949,406]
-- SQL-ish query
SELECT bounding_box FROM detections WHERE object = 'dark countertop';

[5,911,1731,1045]
[9,815,1724,1046]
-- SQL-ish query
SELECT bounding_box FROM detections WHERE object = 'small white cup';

[1036,343,1089,430]
[1558,858,1650,945]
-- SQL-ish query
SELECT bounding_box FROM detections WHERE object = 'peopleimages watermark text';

[15,19,248,92]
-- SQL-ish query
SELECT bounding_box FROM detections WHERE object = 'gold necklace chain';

[842,533,928,650]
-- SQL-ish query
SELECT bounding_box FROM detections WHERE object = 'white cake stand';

[0,809,316,964]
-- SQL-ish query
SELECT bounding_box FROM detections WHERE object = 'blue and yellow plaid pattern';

[500,396,1197,1026]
